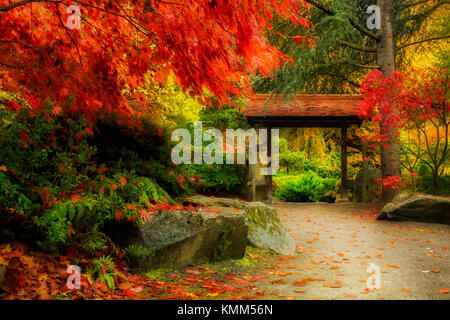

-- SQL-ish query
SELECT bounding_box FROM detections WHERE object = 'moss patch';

[246,206,281,235]
[145,267,175,280]
[211,226,234,261]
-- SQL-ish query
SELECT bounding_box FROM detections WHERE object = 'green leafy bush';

[274,171,337,203]
[189,162,244,194]
[416,174,450,196]
[33,198,106,253]
[33,172,175,253]
[0,97,180,254]
[179,105,248,195]
[91,114,192,197]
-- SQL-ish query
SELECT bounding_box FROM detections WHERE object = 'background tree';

[360,68,449,195]
[252,0,449,201]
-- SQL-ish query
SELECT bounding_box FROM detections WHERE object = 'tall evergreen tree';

[253,0,449,201]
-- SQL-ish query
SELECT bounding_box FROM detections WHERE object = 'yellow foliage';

[128,72,204,127]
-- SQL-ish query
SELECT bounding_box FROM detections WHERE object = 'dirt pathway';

[256,202,450,300]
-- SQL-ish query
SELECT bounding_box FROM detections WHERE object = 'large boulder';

[104,208,248,271]
[352,167,382,202]
[185,195,296,255]
[0,265,6,290]
[377,193,450,225]
[245,202,296,255]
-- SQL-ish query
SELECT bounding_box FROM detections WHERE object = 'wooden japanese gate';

[244,94,363,202]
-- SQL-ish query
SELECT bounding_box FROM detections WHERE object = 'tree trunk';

[433,171,439,195]
[377,0,401,202]
[362,140,369,203]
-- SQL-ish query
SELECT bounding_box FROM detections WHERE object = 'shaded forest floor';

[1,202,449,300]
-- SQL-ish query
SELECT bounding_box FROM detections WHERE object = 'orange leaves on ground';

[293,280,306,287]
[286,265,297,269]
[430,269,440,273]
[0,242,70,300]
[275,255,294,262]
[386,264,400,269]
[439,288,449,294]
[266,265,281,270]
[323,283,343,289]
[401,288,411,292]
[204,208,222,214]
[185,276,198,282]
[271,279,286,284]
[185,269,200,275]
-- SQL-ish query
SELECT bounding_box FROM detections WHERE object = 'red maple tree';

[0,0,311,121]
[359,68,449,194]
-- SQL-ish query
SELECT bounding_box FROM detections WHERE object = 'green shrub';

[33,172,176,253]
[183,105,247,195]
[189,161,244,194]
[274,171,337,203]
[91,114,192,197]
[0,98,182,254]
[33,198,105,253]
[415,174,450,196]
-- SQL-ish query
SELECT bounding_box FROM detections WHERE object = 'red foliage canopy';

[359,68,449,138]
[0,0,311,120]
[358,68,449,190]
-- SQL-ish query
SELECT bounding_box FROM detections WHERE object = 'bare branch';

[397,35,450,50]
[339,41,377,53]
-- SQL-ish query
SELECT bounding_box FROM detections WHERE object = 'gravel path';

[257,202,450,300]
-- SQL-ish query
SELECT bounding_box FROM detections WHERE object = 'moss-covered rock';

[104,208,248,271]
[245,203,295,255]
[184,195,296,255]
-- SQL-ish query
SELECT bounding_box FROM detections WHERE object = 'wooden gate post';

[267,125,273,202]
[341,126,348,199]
[362,140,369,203]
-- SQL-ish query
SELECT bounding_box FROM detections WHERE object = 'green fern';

[125,244,151,259]
[86,255,124,290]
[137,177,174,204]
[34,198,101,252]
